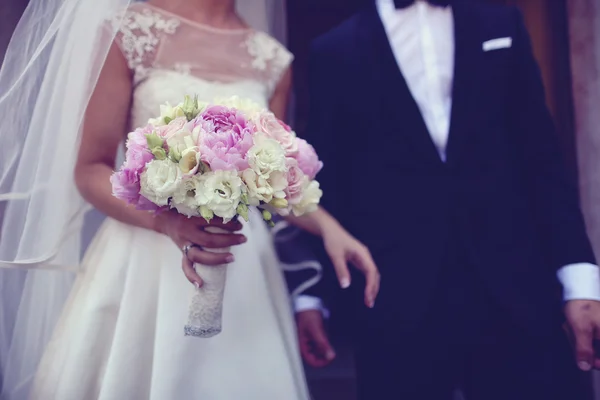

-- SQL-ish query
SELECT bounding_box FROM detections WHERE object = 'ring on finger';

[182,243,203,259]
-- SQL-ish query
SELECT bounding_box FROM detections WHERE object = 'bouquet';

[110,95,323,338]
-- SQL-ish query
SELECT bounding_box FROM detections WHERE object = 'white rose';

[291,180,323,216]
[195,170,243,222]
[148,102,186,126]
[247,134,287,179]
[242,169,288,206]
[140,159,183,206]
[171,176,201,217]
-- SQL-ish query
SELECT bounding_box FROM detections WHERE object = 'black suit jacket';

[300,1,595,329]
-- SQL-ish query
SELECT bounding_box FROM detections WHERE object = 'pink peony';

[253,111,298,157]
[111,168,140,204]
[110,169,161,212]
[294,138,323,180]
[124,125,155,171]
[197,105,254,170]
[284,158,308,206]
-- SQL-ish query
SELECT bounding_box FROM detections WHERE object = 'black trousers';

[353,243,593,400]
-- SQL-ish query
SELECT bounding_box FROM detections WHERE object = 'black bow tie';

[393,0,451,8]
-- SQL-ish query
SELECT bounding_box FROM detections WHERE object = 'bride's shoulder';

[108,3,181,83]
[243,31,290,62]
[242,30,293,82]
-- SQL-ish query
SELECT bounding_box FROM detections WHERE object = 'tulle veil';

[0,0,287,397]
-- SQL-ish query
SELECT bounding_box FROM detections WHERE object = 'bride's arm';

[75,43,158,231]
[268,67,292,119]
[286,207,379,308]
[284,207,337,237]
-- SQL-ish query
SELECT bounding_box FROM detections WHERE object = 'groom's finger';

[182,256,203,288]
[297,310,336,368]
[573,324,594,371]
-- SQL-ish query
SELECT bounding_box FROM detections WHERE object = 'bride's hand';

[155,209,246,266]
[322,223,380,309]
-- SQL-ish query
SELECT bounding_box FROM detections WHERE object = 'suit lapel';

[357,5,443,166]
[445,2,482,165]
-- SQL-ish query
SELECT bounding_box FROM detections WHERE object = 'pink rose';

[294,138,323,180]
[284,158,308,206]
[197,105,254,170]
[124,125,154,171]
[156,117,187,140]
[253,111,298,157]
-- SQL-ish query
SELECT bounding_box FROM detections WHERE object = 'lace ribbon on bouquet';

[184,227,230,338]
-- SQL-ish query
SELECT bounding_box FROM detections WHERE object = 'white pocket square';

[482,37,512,52]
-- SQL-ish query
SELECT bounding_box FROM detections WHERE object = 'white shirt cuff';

[557,263,600,301]
[294,295,330,319]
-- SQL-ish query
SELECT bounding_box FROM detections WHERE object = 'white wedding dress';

[28,4,309,399]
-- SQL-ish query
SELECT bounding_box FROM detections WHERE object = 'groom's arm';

[508,8,600,300]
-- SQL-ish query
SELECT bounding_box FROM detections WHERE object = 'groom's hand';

[296,310,336,368]
[565,300,600,371]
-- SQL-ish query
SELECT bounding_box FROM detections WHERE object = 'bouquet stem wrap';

[184,226,230,338]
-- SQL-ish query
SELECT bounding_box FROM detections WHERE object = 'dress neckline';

[144,3,253,34]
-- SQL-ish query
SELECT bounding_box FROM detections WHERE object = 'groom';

[294,0,600,398]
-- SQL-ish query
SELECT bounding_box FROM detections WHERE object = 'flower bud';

[199,205,214,223]
[236,203,249,222]
[269,198,288,209]
[262,209,272,222]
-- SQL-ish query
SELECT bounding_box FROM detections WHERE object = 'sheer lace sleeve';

[243,31,293,95]
[111,6,180,85]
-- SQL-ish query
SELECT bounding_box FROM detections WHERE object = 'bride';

[0,0,380,399]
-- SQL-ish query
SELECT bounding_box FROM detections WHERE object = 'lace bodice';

[110,3,293,128]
